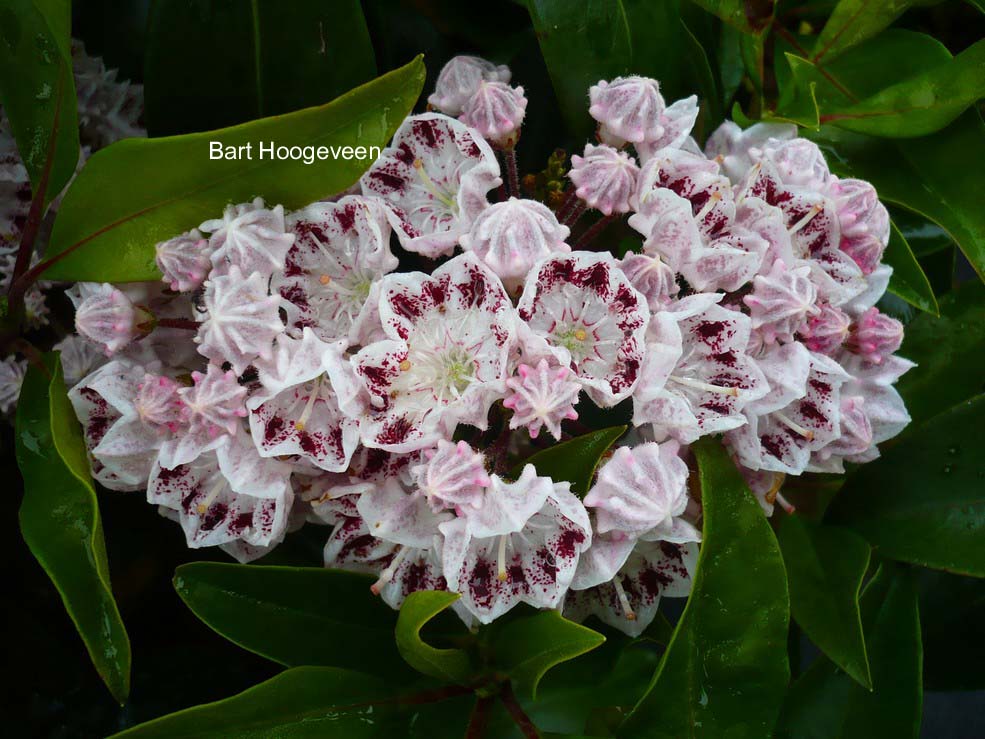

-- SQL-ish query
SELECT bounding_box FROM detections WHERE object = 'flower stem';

[465,695,494,739]
[573,213,617,249]
[561,200,587,228]
[499,682,540,739]
[555,185,579,221]
[505,147,520,197]
[156,318,200,331]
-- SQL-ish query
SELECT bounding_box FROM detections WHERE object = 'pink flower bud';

[744,260,818,344]
[428,55,511,116]
[459,81,527,148]
[74,283,146,355]
[761,138,831,190]
[135,374,185,432]
[589,76,665,146]
[827,178,889,274]
[569,144,639,215]
[416,440,490,513]
[799,302,851,355]
[504,359,581,441]
[155,229,212,292]
[847,307,903,364]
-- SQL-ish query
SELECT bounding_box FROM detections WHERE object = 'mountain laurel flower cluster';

[62,56,912,633]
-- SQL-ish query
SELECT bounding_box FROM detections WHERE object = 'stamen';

[413,159,458,211]
[319,274,331,285]
[371,546,410,595]
[196,477,227,515]
[776,492,796,515]
[694,190,723,223]
[295,376,323,431]
[788,204,823,236]
[573,328,587,342]
[670,375,740,397]
[612,576,636,621]
[774,412,815,441]
[399,359,412,372]
[497,535,509,582]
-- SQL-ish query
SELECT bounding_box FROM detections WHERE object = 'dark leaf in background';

[15,354,130,703]
[828,396,985,577]
[512,425,626,495]
[143,0,376,135]
[778,515,872,689]
[41,56,426,282]
[174,563,413,679]
[619,438,789,738]
[811,0,924,63]
[777,564,922,739]
[883,220,939,315]
[0,0,80,201]
[395,591,474,685]
[917,568,985,691]
[111,666,397,738]
[688,0,775,36]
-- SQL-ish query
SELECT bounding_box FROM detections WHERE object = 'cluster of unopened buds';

[62,55,911,634]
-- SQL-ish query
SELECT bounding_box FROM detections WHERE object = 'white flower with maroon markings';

[360,113,501,258]
[195,266,284,374]
[158,364,248,469]
[517,252,648,407]
[565,540,697,637]
[273,196,397,345]
[148,429,292,561]
[589,76,666,146]
[155,229,212,292]
[428,55,511,116]
[201,197,295,277]
[727,351,849,475]
[634,295,769,442]
[440,477,591,623]
[503,359,581,441]
[247,329,361,472]
[569,144,639,216]
[460,197,570,290]
[584,442,698,541]
[68,359,165,491]
[352,253,517,452]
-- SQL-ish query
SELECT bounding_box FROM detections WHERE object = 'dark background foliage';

[5,0,985,736]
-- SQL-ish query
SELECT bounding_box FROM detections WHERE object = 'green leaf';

[512,425,626,495]
[686,0,775,35]
[793,39,985,137]
[619,437,790,738]
[916,568,985,691]
[777,515,872,689]
[787,31,985,279]
[883,219,938,315]
[110,666,395,738]
[144,0,376,135]
[827,395,985,576]
[491,610,606,700]
[0,0,80,200]
[16,354,130,703]
[41,56,426,282]
[894,280,985,426]
[777,564,922,739]
[173,563,411,678]
[811,0,921,63]
[395,591,473,684]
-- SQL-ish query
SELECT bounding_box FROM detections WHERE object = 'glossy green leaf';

[916,568,985,691]
[111,666,395,738]
[512,425,626,496]
[173,563,411,678]
[777,565,922,739]
[883,220,938,315]
[890,207,954,258]
[41,56,426,282]
[144,0,376,135]
[686,0,775,35]
[827,395,985,576]
[894,280,985,426]
[491,609,606,700]
[619,437,790,738]
[395,591,473,684]
[788,31,985,279]
[790,39,985,137]
[778,515,872,689]
[0,0,80,200]
[16,354,130,703]
[811,0,921,63]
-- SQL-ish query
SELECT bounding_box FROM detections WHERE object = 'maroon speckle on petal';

[469,560,495,608]
[555,529,585,559]
[378,416,414,446]
[369,169,405,193]
[200,503,228,532]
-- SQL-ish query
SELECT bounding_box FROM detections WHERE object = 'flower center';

[413,159,459,212]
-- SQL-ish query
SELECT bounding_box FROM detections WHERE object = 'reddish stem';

[505,148,520,198]
[156,318,200,331]
[561,201,587,228]
[555,185,579,221]
[499,683,540,739]
[573,213,617,249]
[465,695,493,739]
